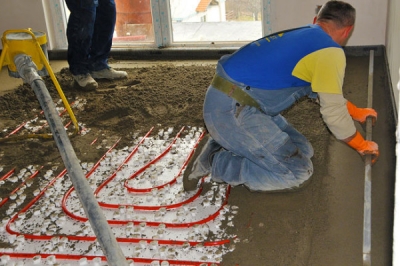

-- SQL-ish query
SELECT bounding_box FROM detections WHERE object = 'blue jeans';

[203,63,315,192]
[65,0,116,75]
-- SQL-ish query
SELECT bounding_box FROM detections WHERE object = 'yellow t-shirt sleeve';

[292,47,346,94]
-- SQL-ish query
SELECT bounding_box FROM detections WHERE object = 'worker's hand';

[346,131,379,164]
[347,101,377,125]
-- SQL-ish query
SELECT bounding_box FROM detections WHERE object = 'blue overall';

[65,0,116,75]
[203,26,338,191]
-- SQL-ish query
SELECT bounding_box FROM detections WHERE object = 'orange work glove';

[347,101,377,124]
[346,131,379,164]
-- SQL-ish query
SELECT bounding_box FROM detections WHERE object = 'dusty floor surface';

[0,55,395,265]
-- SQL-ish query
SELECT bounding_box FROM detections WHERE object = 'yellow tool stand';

[0,28,79,140]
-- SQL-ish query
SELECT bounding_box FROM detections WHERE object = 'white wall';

[387,0,400,264]
[270,0,387,46]
[0,0,47,50]
[205,6,223,22]
[170,0,200,22]
[386,0,400,107]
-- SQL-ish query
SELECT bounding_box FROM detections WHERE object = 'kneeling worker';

[183,0,379,192]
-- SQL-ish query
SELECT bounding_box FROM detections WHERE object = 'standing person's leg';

[204,88,313,192]
[65,0,98,90]
[90,0,115,71]
[90,0,128,79]
[65,0,96,75]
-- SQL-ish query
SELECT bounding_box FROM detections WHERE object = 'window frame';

[43,0,272,50]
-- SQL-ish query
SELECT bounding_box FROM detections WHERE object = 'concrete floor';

[0,61,69,96]
[0,60,216,96]
[0,55,396,265]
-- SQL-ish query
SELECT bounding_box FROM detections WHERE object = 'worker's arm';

[293,47,379,163]
[319,92,379,163]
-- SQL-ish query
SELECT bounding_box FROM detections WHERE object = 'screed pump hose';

[13,53,128,266]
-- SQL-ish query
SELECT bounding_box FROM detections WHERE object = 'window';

[170,0,263,43]
[48,0,270,49]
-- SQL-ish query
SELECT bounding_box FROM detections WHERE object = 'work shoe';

[72,73,98,91]
[90,68,128,80]
[183,135,221,191]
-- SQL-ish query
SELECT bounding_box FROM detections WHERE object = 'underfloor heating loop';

[13,53,129,266]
